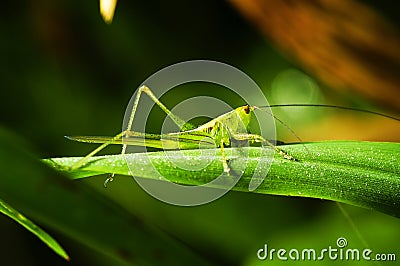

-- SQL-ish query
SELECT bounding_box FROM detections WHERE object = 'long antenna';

[253,106,311,157]
[254,103,399,159]
[258,104,400,122]
[254,106,306,144]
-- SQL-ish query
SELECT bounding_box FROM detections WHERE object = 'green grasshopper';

[67,85,399,187]
[67,85,296,186]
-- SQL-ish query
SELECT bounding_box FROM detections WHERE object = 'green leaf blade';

[47,141,400,218]
[0,200,69,260]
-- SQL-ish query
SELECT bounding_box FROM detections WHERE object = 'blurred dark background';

[1,1,399,265]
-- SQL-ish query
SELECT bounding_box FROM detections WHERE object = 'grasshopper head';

[235,105,254,130]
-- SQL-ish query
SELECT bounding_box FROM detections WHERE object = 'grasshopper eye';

[243,105,250,114]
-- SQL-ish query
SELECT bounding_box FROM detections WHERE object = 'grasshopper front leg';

[219,139,231,174]
[232,133,297,161]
